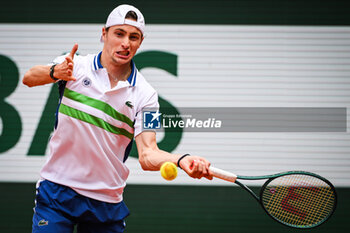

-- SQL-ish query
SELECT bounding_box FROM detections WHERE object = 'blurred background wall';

[0,0,349,232]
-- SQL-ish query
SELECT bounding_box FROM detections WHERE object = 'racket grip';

[210,166,237,183]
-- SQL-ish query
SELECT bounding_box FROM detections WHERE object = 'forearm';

[23,45,78,87]
[23,65,55,87]
[135,131,212,180]
[139,147,181,171]
[139,148,212,180]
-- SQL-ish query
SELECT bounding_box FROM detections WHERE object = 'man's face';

[102,24,143,66]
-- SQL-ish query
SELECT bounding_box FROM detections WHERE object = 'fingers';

[49,44,78,82]
[191,159,213,180]
[69,43,78,59]
[63,44,78,81]
[53,57,76,81]
[64,57,76,81]
[182,156,213,180]
[65,57,74,69]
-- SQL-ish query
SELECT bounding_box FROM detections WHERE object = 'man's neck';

[100,51,132,82]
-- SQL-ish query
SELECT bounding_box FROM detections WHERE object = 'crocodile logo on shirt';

[125,101,133,109]
[38,219,49,226]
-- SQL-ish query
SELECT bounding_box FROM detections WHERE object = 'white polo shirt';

[40,52,159,203]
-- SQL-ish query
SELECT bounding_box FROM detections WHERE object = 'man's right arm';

[23,65,57,87]
[22,43,78,87]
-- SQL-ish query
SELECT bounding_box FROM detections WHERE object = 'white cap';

[105,4,145,35]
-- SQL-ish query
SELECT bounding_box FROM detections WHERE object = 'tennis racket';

[209,166,337,229]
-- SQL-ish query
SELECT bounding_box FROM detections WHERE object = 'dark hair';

[125,11,138,21]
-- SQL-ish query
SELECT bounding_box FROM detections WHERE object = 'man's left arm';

[135,131,212,180]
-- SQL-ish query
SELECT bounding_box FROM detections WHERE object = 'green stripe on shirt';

[59,104,134,140]
[63,88,134,128]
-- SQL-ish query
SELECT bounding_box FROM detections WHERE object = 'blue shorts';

[32,180,129,233]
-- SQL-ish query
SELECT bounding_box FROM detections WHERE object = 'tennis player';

[23,4,212,233]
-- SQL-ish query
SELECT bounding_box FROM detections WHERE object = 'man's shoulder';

[52,52,96,65]
[135,71,157,94]
[73,53,96,63]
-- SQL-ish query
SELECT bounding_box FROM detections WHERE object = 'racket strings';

[261,174,336,228]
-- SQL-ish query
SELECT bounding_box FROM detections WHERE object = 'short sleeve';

[134,91,159,137]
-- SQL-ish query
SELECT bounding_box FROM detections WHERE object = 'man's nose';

[121,37,130,49]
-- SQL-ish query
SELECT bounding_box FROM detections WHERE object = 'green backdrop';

[0,183,347,232]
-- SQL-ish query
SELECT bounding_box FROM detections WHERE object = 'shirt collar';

[93,51,103,70]
[127,60,137,87]
[93,51,137,87]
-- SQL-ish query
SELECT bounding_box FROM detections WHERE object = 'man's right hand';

[55,43,78,81]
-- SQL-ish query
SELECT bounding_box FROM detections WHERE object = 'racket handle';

[210,166,237,183]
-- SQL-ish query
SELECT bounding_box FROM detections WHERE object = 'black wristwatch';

[49,64,59,81]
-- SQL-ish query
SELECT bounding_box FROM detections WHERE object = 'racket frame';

[210,168,337,229]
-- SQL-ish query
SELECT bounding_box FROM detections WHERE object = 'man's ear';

[139,36,144,47]
[101,27,107,42]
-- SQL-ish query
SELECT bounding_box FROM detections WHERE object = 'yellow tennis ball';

[160,162,178,181]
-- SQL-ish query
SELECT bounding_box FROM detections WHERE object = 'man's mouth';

[117,51,130,56]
